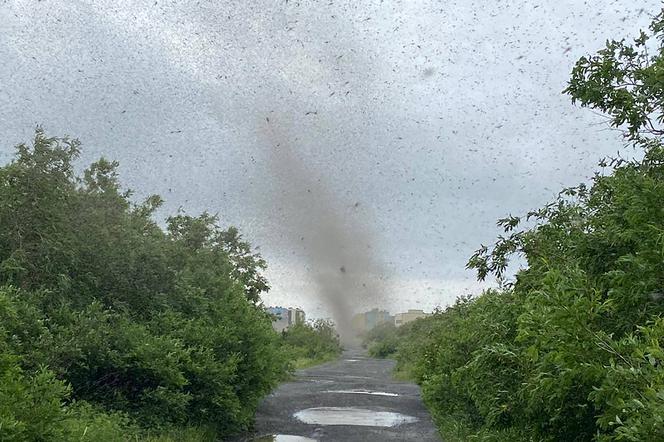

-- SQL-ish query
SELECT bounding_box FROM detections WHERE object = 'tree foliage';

[0,129,289,440]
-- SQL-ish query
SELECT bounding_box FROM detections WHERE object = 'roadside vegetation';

[369,10,664,442]
[362,322,399,359]
[0,130,340,441]
[281,319,343,368]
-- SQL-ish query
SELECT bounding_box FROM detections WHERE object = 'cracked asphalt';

[235,349,441,441]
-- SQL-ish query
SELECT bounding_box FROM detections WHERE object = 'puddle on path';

[294,407,418,427]
[324,389,399,397]
[251,435,317,442]
[344,359,360,362]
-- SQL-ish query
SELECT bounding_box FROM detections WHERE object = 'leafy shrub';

[0,130,286,440]
[362,322,399,358]
[282,320,342,367]
[0,357,70,441]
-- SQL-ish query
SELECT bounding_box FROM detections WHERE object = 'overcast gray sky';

[1,0,659,319]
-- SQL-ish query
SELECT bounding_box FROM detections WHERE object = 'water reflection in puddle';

[324,389,399,397]
[251,435,317,442]
[294,407,418,427]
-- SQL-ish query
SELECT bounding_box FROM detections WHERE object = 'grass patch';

[142,426,216,442]
[431,415,535,442]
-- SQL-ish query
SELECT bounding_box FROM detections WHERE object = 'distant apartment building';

[352,308,393,334]
[394,309,430,327]
[267,306,305,332]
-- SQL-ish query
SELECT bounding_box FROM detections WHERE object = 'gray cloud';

[0,0,658,318]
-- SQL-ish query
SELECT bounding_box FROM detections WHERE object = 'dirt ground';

[235,349,441,441]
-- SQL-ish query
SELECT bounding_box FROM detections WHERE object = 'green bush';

[0,130,286,440]
[0,357,70,441]
[362,322,399,358]
[281,320,342,368]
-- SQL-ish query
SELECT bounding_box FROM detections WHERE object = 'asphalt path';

[236,349,440,441]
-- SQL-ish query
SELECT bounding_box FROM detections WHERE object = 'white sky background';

[0,0,659,319]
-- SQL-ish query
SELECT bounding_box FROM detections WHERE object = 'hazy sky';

[1,0,659,319]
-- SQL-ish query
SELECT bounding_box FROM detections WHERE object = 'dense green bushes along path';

[0,130,340,440]
[282,320,343,369]
[365,10,664,442]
